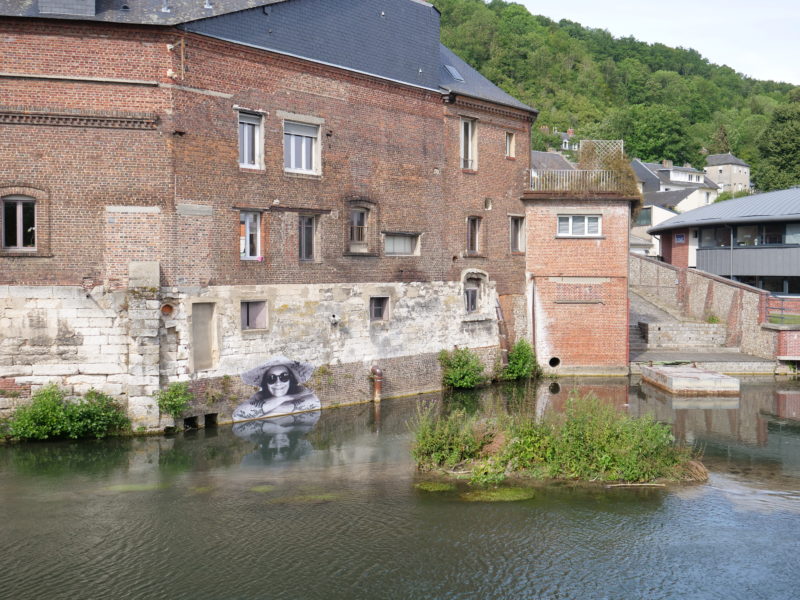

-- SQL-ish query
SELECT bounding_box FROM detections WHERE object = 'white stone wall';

[0,285,129,396]
[161,280,501,381]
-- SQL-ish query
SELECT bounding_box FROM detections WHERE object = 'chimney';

[39,0,96,16]
[662,159,673,169]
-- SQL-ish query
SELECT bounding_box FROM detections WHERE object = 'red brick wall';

[777,331,800,358]
[660,227,690,268]
[1,21,532,307]
[526,195,631,370]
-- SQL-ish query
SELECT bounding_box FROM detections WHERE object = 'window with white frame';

[284,121,319,174]
[369,297,389,321]
[460,118,477,170]
[238,112,262,168]
[505,132,516,158]
[239,211,261,260]
[240,300,267,330]
[467,216,481,254]
[299,214,317,261]
[349,208,368,253]
[510,216,525,253]
[2,196,36,250]
[557,215,601,237]
[384,233,419,256]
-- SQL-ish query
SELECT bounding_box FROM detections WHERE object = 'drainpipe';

[370,366,383,403]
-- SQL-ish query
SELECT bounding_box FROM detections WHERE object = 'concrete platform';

[640,364,740,396]
[630,349,777,375]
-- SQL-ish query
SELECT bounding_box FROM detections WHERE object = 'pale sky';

[516,0,800,85]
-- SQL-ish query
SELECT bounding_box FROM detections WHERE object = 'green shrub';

[411,408,485,470]
[500,339,541,380]
[156,382,192,419]
[706,315,721,324]
[8,385,129,441]
[439,347,486,389]
[64,390,130,439]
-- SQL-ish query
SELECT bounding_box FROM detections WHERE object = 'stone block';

[0,366,32,377]
[9,286,53,299]
[80,363,125,375]
[32,364,79,376]
[129,261,160,288]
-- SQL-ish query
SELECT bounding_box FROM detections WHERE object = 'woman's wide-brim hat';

[240,356,315,388]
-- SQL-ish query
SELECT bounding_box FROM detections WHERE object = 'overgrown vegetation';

[411,407,488,470]
[439,347,486,389]
[433,0,800,189]
[500,339,541,381]
[412,392,701,484]
[155,382,192,419]
[6,385,130,441]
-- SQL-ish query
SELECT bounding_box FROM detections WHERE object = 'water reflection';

[233,411,321,465]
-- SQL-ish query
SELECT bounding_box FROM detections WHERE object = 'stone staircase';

[629,289,775,374]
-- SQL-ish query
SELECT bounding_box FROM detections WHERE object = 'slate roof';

[648,187,800,234]
[439,45,534,112]
[643,189,694,210]
[705,153,750,168]
[1,0,536,114]
[631,159,661,193]
[633,159,719,191]
[530,151,574,171]
[0,0,283,24]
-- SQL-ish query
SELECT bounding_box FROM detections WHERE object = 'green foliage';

[63,390,130,439]
[706,315,721,324]
[411,407,486,470]
[411,392,694,484]
[439,347,486,389]
[8,385,129,441]
[8,385,68,440]
[755,101,800,190]
[432,0,795,178]
[155,382,192,419]
[501,339,541,380]
[714,190,751,203]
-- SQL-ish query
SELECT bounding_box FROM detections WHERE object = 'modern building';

[704,153,751,194]
[649,187,800,295]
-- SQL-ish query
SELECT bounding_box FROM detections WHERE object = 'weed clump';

[155,382,192,419]
[438,347,486,389]
[411,392,700,485]
[7,385,130,441]
[500,339,541,381]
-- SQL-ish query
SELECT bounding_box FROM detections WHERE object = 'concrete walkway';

[629,290,776,375]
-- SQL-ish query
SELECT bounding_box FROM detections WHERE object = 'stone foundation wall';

[1,280,505,427]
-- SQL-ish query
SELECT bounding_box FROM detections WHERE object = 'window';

[786,223,800,245]
[464,277,481,313]
[369,297,389,321]
[384,233,418,256]
[238,112,262,168]
[460,118,477,170]
[735,225,758,246]
[634,207,652,226]
[700,227,731,248]
[239,211,261,260]
[284,121,319,174]
[505,132,515,158]
[764,223,784,245]
[510,216,525,253]
[2,196,36,250]
[241,301,267,330]
[299,215,316,261]
[467,217,481,254]
[557,215,601,237]
[349,209,368,253]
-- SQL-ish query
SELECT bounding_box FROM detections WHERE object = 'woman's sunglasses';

[266,372,291,384]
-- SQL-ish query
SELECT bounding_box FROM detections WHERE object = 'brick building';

[0,0,544,427]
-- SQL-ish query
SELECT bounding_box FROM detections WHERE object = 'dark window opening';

[370,297,388,321]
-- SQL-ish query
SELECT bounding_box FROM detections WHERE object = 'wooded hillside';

[434,0,799,190]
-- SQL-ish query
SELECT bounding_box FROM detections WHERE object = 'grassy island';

[412,393,707,485]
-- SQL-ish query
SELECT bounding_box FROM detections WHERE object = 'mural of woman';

[232,356,321,422]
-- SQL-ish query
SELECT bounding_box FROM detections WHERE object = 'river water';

[2,378,800,600]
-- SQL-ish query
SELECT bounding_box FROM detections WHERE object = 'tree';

[755,101,800,190]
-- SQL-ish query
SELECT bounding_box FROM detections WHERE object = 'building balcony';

[697,245,800,278]
[529,169,629,194]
